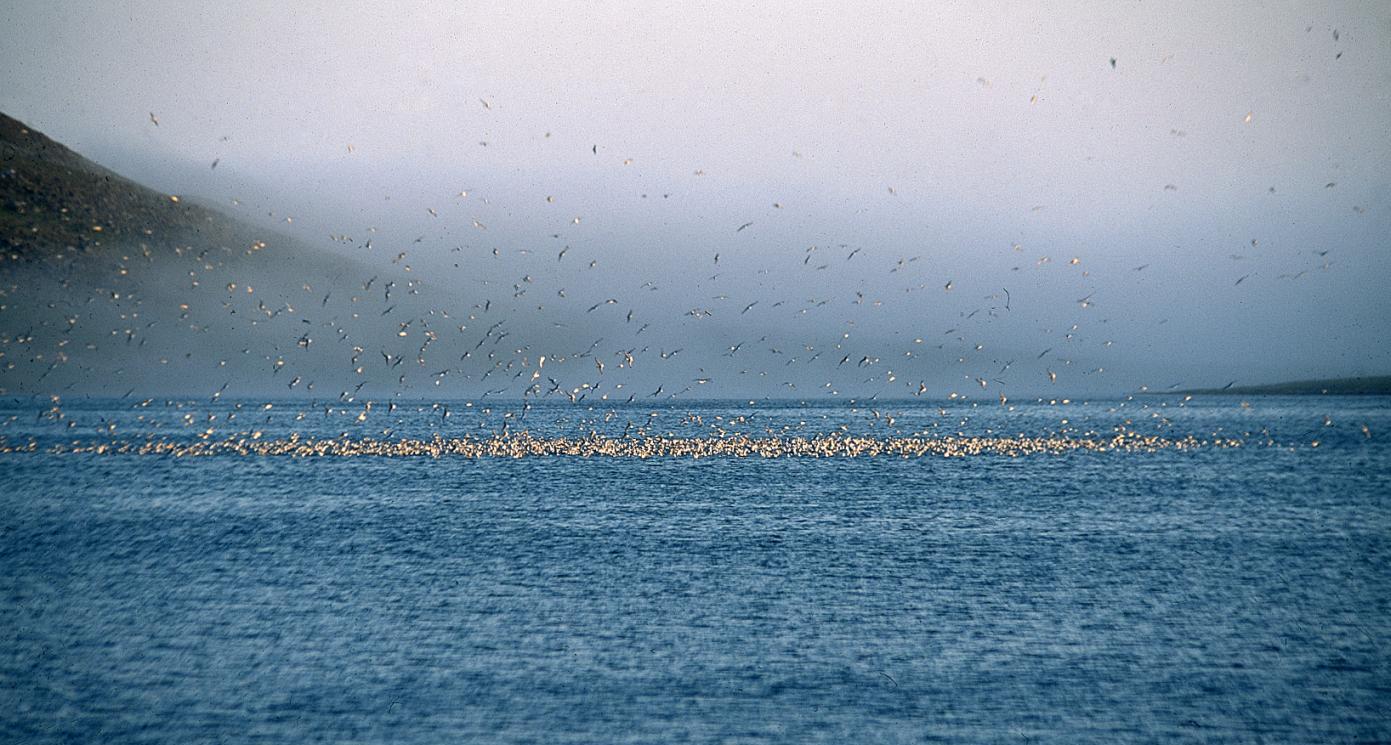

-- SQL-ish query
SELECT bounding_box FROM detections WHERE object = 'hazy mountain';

[0,113,467,400]
[0,113,735,404]
[1178,376,1391,396]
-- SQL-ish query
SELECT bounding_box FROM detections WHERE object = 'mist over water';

[3,2,1389,401]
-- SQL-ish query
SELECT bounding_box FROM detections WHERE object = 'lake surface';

[2,396,1389,743]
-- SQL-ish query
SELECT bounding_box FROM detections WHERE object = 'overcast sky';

[2,1,1389,397]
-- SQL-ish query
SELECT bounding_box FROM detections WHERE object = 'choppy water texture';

[2,396,1390,743]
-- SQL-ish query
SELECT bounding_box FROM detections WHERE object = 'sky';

[2,1,1389,399]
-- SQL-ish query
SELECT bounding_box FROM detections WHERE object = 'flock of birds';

[0,428,1244,459]
[0,36,1375,453]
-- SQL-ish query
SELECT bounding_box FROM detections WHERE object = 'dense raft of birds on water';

[0,431,1246,458]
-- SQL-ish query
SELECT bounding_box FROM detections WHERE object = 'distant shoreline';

[1168,376,1391,396]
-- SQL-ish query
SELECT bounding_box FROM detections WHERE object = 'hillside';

[0,113,462,399]
[0,112,253,261]
[1181,376,1391,396]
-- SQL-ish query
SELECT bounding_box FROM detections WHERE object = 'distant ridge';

[0,111,416,397]
[1177,376,1391,396]
[0,112,245,259]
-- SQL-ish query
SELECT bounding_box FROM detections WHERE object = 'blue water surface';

[2,396,1389,743]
